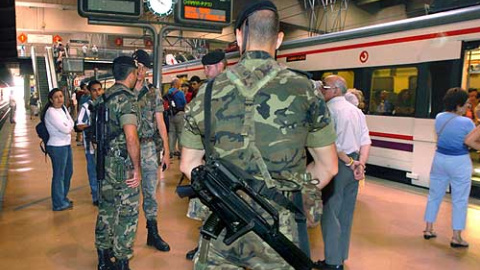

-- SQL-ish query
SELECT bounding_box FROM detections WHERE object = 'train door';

[461,41,480,189]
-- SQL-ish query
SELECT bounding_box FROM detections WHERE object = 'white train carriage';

[161,5,480,194]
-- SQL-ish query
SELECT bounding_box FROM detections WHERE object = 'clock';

[147,0,174,17]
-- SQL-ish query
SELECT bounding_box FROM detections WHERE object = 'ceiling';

[3,0,480,62]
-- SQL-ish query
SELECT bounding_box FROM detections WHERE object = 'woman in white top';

[41,88,74,211]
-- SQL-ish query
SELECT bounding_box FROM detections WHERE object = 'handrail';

[0,102,11,130]
[45,47,58,90]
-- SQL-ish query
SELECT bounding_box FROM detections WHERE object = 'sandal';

[423,230,437,240]
[450,238,469,248]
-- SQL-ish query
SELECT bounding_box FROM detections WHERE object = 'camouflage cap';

[201,50,226,66]
[235,0,278,30]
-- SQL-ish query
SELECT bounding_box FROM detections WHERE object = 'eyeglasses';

[322,85,336,90]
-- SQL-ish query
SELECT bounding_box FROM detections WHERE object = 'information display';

[175,0,232,27]
[63,58,84,74]
[78,0,142,19]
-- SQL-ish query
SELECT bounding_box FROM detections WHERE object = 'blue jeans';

[86,152,98,202]
[47,145,73,210]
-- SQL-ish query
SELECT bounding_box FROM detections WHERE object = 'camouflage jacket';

[105,83,138,156]
[182,51,336,189]
[136,84,164,139]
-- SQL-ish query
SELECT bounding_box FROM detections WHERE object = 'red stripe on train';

[277,26,480,59]
[369,131,413,141]
[162,26,480,76]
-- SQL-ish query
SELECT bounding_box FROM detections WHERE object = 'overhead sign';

[18,33,27,43]
[70,39,89,44]
[78,0,142,19]
[27,34,53,44]
[175,0,232,27]
[53,35,62,43]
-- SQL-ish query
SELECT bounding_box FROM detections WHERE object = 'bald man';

[317,75,371,270]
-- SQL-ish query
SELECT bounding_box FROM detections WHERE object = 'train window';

[368,67,418,116]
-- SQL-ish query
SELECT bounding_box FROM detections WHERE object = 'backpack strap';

[171,89,180,96]
[103,88,135,141]
[204,80,215,160]
[202,76,306,222]
[225,67,280,189]
[136,85,149,101]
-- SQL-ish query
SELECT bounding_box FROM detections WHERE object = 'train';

[160,5,480,192]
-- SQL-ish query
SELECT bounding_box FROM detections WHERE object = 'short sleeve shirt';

[136,84,164,139]
[435,112,474,155]
[181,51,336,184]
[105,83,138,149]
[77,101,95,154]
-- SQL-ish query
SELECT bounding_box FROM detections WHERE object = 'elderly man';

[317,75,371,270]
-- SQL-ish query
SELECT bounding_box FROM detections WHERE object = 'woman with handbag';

[423,87,480,248]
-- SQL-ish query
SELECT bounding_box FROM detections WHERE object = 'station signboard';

[175,0,232,27]
[78,0,142,19]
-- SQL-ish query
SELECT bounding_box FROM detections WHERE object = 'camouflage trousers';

[140,140,160,221]
[187,198,210,221]
[95,155,140,259]
[194,199,298,270]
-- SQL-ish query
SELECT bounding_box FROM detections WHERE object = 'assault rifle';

[89,97,108,181]
[191,158,319,270]
[89,89,132,182]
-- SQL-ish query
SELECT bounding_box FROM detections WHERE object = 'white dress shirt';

[327,96,371,154]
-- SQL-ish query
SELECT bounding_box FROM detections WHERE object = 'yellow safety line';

[0,128,13,210]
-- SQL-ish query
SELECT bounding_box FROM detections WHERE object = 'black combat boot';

[97,249,114,270]
[115,259,130,270]
[146,220,171,251]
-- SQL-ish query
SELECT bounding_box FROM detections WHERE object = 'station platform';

[0,108,479,270]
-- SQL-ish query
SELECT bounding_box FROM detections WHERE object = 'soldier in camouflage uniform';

[179,1,338,269]
[95,56,142,270]
[185,50,228,261]
[132,50,170,252]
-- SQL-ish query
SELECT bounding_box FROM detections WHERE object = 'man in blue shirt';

[167,78,186,157]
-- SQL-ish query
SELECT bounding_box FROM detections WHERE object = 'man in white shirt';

[76,80,104,206]
[317,75,371,270]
